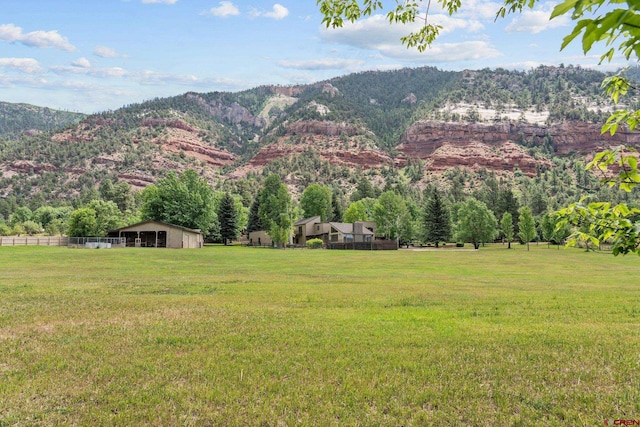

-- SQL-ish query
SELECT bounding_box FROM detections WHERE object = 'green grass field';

[0,244,638,426]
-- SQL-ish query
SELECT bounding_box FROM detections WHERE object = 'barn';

[108,221,204,249]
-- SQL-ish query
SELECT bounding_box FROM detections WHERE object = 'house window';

[344,234,354,243]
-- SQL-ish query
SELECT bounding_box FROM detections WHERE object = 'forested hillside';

[0,102,85,139]
[1,65,639,242]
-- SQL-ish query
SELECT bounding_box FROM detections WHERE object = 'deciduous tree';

[500,212,514,249]
[259,175,295,247]
[518,207,537,251]
[455,198,498,250]
[140,170,218,236]
[373,191,410,246]
[67,208,98,237]
[300,184,332,222]
[343,200,369,223]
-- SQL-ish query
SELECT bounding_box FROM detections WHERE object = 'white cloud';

[0,57,42,73]
[51,64,130,78]
[319,14,496,62]
[455,0,503,20]
[141,0,178,4]
[0,73,48,88]
[94,46,126,58]
[0,23,76,52]
[203,2,240,17]
[134,69,241,88]
[277,58,364,70]
[264,4,289,20]
[251,4,289,20]
[72,57,92,68]
[505,3,570,34]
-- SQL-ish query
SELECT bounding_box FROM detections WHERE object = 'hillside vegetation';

[1,65,639,237]
[0,102,85,139]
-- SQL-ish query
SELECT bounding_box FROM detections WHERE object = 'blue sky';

[0,0,627,113]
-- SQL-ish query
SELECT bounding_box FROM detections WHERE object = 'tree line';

[0,168,584,250]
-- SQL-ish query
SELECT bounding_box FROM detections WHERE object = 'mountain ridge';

[1,65,639,209]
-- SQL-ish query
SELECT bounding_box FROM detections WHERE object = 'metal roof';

[110,220,202,234]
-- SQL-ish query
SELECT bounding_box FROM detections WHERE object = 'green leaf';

[551,0,579,19]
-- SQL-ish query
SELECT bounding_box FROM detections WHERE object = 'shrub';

[456,242,464,248]
[306,238,324,249]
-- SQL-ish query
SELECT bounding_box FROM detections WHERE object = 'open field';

[0,244,639,426]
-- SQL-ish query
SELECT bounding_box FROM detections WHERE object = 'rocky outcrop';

[399,120,640,157]
[402,93,417,105]
[247,143,392,169]
[322,83,340,97]
[186,94,265,128]
[270,85,306,97]
[245,120,389,170]
[141,118,195,132]
[397,120,640,176]
[424,141,551,176]
[287,120,361,137]
[117,173,156,188]
[156,128,235,167]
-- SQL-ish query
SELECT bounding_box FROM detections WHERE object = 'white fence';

[0,236,69,247]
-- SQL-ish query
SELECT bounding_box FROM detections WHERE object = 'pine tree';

[218,192,238,245]
[422,189,451,247]
[331,193,344,222]
[246,193,262,233]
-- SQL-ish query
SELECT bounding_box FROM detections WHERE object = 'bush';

[306,238,324,249]
[456,242,464,248]
[0,222,11,236]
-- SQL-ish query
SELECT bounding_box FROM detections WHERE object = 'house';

[248,218,388,249]
[327,222,375,243]
[293,218,376,245]
[108,221,203,248]
[293,216,321,245]
[247,230,272,247]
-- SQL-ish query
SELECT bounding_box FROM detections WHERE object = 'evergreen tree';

[331,192,344,222]
[351,176,376,202]
[497,189,520,234]
[247,193,262,233]
[518,207,537,251]
[422,189,451,247]
[218,192,238,245]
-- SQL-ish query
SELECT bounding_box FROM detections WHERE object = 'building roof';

[329,222,374,235]
[294,216,321,226]
[111,220,202,234]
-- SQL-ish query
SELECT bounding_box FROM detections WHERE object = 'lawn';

[0,244,638,426]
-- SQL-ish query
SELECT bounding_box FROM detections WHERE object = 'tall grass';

[0,245,638,425]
